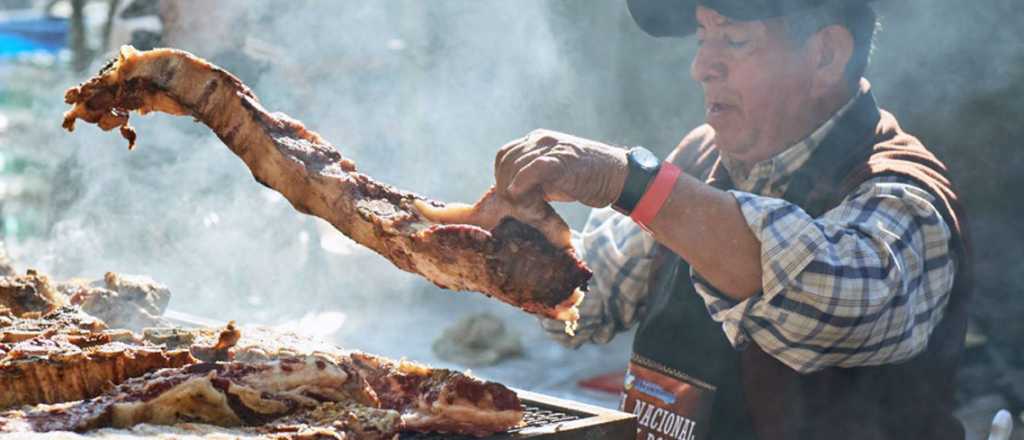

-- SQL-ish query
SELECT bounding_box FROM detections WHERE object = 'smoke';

[15,1,647,383]
[34,1,580,312]
[7,0,1023,406]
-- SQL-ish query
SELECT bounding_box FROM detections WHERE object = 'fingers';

[494,138,534,196]
[495,135,554,197]
[502,148,545,190]
[507,156,564,199]
[494,135,527,178]
[494,130,552,181]
[494,129,577,201]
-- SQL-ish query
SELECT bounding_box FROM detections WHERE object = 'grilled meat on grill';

[0,334,195,409]
[0,271,66,318]
[348,352,524,437]
[1,351,522,437]
[0,305,194,409]
[260,400,402,439]
[0,355,364,432]
[61,46,589,328]
[1,306,111,343]
[0,268,173,333]
[0,262,527,437]
[3,317,525,437]
[143,324,345,364]
[147,324,525,436]
[59,272,172,332]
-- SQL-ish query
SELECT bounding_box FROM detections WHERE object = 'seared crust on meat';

[348,352,523,436]
[0,307,195,409]
[1,306,108,342]
[0,271,66,318]
[0,339,195,409]
[62,46,589,326]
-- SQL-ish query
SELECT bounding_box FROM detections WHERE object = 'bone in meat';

[0,317,195,409]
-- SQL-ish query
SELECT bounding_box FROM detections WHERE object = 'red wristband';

[630,162,681,229]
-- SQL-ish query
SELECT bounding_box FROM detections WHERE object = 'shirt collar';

[720,89,864,197]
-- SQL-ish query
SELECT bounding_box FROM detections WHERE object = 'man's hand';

[494,129,629,208]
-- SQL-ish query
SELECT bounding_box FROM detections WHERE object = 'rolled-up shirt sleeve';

[693,177,956,373]
[541,207,657,347]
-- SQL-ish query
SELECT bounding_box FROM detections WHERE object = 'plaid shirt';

[542,96,956,374]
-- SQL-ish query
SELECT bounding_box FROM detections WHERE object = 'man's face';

[691,6,817,162]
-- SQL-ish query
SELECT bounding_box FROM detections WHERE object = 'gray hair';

[783,3,879,90]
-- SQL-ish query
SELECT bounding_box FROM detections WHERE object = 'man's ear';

[807,24,854,94]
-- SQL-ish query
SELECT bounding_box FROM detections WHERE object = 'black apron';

[626,214,756,440]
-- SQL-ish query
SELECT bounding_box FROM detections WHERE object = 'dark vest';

[632,90,972,440]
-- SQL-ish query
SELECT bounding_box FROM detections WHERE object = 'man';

[493,1,971,439]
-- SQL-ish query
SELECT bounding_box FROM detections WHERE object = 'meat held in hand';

[61,46,589,330]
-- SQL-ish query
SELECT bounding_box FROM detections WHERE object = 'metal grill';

[399,390,636,440]
[401,404,584,439]
[518,404,585,427]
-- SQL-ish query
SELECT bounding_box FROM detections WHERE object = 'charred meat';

[0,270,66,318]
[59,272,172,332]
[0,332,195,409]
[2,314,525,438]
[2,330,524,437]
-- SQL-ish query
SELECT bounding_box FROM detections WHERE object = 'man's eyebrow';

[697,16,733,30]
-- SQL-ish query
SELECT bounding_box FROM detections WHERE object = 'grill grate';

[400,403,584,439]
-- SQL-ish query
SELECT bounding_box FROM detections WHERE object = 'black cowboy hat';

[627,0,875,38]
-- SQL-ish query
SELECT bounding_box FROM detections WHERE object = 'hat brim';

[627,0,699,38]
[628,0,876,38]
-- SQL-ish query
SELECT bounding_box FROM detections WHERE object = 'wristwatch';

[612,146,661,215]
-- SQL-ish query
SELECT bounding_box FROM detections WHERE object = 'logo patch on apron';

[621,354,716,440]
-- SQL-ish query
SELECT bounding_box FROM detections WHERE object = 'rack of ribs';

[0,307,195,409]
[0,268,192,410]
[1,348,523,437]
[0,356,376,433]
[2,262,528,437]
[61,46,590,331]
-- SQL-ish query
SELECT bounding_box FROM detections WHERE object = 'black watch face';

[632,147,660,170]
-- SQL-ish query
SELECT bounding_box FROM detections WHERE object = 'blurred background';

[0,1,1021,438]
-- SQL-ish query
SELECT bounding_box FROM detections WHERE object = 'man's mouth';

[706,102,735,118]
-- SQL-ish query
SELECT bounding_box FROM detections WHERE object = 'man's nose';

[690,45,727,84]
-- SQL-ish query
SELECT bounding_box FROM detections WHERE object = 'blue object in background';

[0,16,68,57]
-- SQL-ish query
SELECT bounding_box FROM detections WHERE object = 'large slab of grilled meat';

[1,353,522,438]
[148,324,526,436]
[1,272,525,438]
[1,324,524,438]
[61,46,590,330]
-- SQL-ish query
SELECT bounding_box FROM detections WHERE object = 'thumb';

[508,156,562,200]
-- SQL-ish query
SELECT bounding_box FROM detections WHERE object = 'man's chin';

[709,131,752,158]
